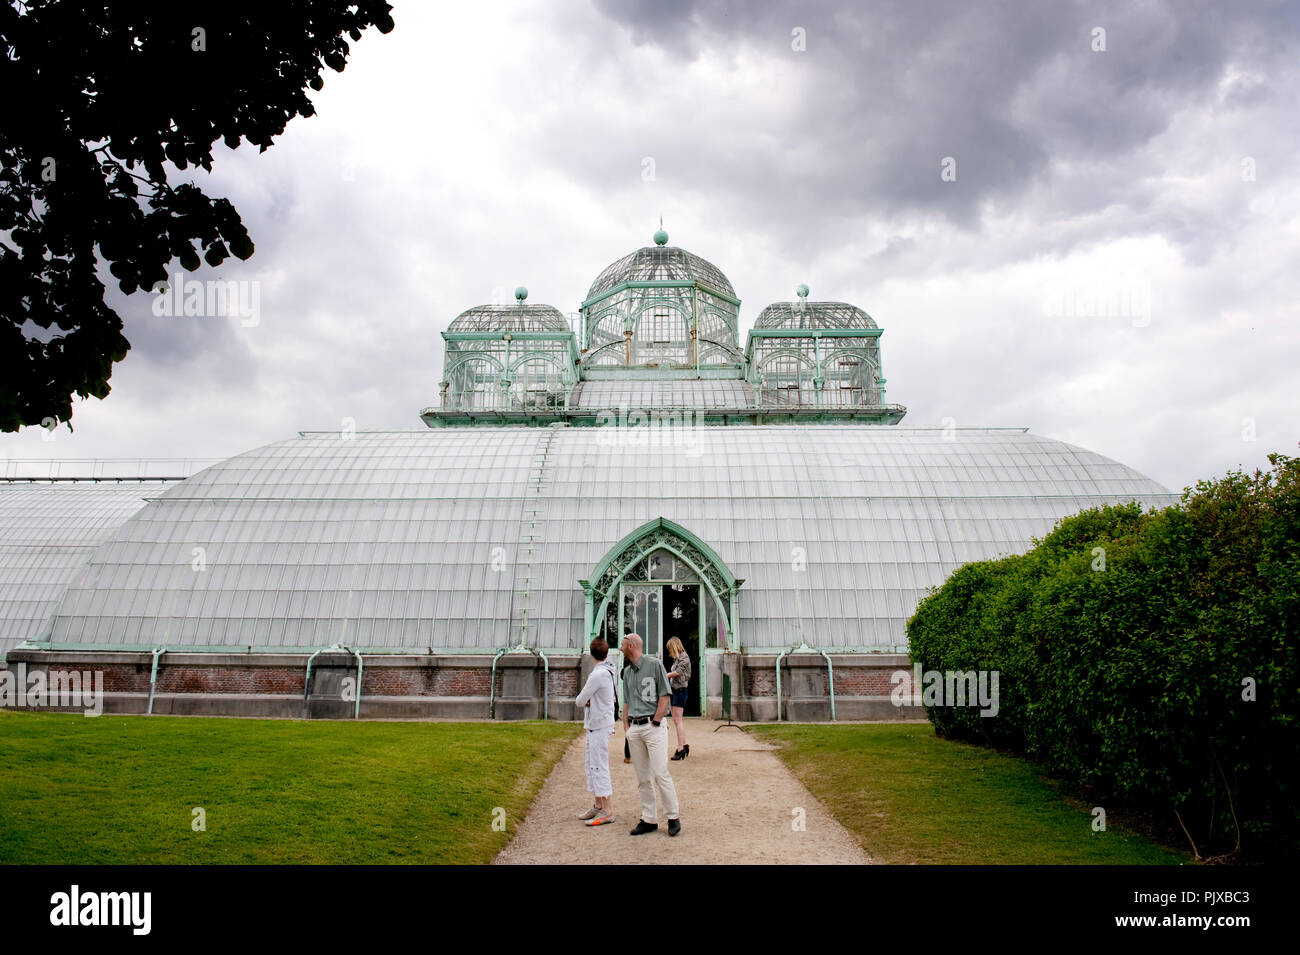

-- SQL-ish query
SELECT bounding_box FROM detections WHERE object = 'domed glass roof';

[23,428,1177,652]
[586,245,736,301]
[0,482,169,657]
[754,300,878,330]
[447,303,571,333]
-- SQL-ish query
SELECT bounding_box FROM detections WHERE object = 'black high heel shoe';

[682,744,690,758]
[671,748,685,761]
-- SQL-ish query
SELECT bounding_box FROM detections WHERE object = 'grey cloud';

[2,0,1296,500]
[552,0,1300,262]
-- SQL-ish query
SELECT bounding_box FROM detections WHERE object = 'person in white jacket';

[574,637,618,826]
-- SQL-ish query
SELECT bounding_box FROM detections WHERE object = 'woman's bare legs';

[671,705,686,750]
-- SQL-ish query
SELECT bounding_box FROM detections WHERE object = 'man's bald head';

[623,633,642,661]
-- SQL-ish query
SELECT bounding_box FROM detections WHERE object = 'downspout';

[775,646,793,722]
[303,644,360,716]
[816,646,836,721]
[775,642,836,722]
[347,646,364,719]
[303,645,338,701]
[489,643,550,720]
[535,647,549,722]
[489,646,509,718]
[146,647,166,715]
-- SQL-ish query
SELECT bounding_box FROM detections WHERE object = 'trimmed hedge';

[907,451,1299,861]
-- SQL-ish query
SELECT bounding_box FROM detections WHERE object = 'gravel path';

[494,719,873,865]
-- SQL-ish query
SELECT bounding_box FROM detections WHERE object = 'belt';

[629,715,658,725]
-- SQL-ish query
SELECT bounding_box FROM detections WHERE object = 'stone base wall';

[708,651,925,722]
[2,648,925,722]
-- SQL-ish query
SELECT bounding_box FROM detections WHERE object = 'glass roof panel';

[29,427,1177,654]
[587,245,735,300]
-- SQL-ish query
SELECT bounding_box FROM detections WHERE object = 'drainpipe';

[775,642,836,722]
[816,646,836,721]
[489,643,550,720]
[304,644,361,716]
[147,647,166,715]
[489,646,509,719]
[304,645,339,701]
[347,646,363,719]
[535,647,549,721]
[775,646,794,722]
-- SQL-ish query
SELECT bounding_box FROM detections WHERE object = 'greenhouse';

[0,227,1178,721]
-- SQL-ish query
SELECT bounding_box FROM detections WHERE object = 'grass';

[749,723,1188,865]
[0,709,577,864]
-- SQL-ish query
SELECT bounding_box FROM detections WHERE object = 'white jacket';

[574,659,617,730]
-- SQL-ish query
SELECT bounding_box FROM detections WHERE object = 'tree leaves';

[0,0,396,432]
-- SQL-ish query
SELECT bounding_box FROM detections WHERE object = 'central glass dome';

[586,244,736,300]
[581,227,743,368]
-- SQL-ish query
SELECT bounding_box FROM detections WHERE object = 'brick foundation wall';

[156,666,304,695]
[742,658,904,697]
[832,666,900,696]
[4,649,920,721]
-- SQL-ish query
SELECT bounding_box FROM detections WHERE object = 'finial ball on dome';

[796,283,810,299]
[514,286,528,302]
[653,219,669,246]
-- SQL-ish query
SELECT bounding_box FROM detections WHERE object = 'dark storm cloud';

[3,1,1296,497]
[556,0,1299,257]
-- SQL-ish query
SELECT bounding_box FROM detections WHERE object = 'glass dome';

[581,231,742,367]
[441,296,576,412]
[586,245,736,300]
[0,482,167,657]
[447,303,571,333]
[754,300,878,330]
[25,428,1178,653]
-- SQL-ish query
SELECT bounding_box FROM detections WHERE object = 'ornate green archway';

[578,517,743,651]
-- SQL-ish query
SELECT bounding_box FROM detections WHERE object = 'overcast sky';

[3,0,1297,493]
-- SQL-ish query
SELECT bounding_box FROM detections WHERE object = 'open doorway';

[662,582,700,717]
[589,521,742,720]
[618,579,701,717]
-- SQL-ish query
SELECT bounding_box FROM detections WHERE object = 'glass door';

[621,583,662,657]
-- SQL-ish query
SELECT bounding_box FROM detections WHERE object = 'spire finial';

[653,218,669,246]
[514,286,528,302]
[796,283,809,299]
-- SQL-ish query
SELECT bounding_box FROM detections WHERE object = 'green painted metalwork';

[585,518,742,654]
[581,279,741,311]
[146,647,165,715]
[774,642,837,721]
[488,642,550,720]
[817,646,836,721]
[589,518,737,594]
[775,645,791,721]
[579,236,742,371]
[304,646,333,700]
[349,646,363,719]
[14,641,588,656]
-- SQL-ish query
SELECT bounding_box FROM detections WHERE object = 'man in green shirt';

[620,632,681,836]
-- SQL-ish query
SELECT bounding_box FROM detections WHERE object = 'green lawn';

[749,723,1188,865]
[0,709,577,864]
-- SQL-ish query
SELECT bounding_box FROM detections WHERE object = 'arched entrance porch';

[578,518,742,717]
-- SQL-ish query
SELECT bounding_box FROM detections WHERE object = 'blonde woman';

[664,637,692,760]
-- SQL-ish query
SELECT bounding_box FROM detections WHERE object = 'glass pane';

[646,551,668,580]
[622,585,661,656]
